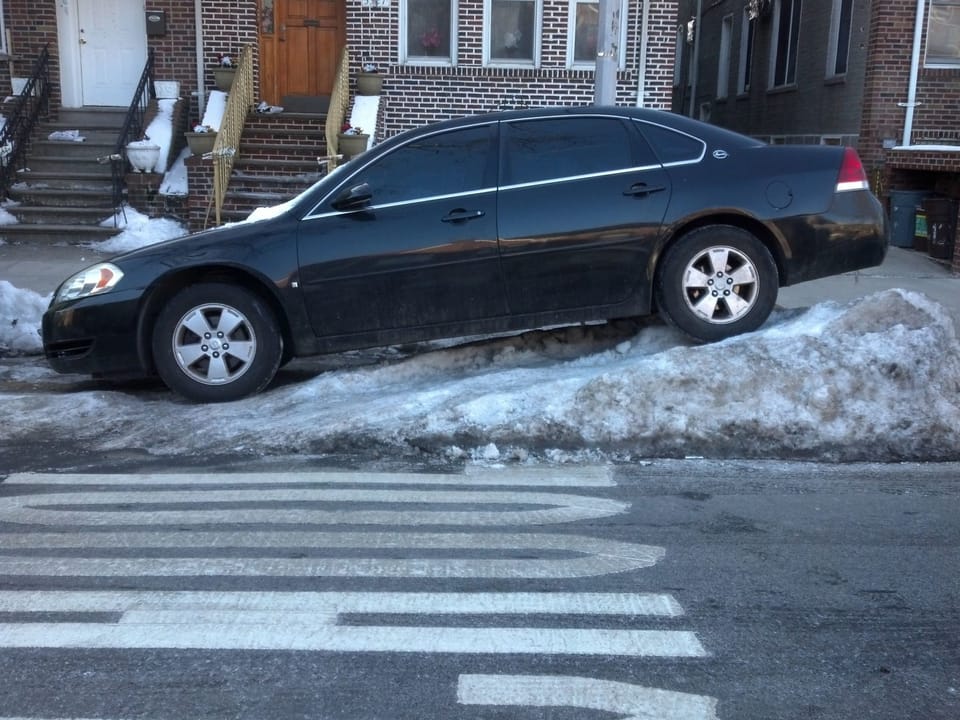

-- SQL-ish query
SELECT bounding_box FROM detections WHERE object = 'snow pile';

[1,288,958,462]
[140,98,177,173]
[0,280,47,355]
[96,205,186,253]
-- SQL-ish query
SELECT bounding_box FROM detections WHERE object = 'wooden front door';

[259,0,344,108]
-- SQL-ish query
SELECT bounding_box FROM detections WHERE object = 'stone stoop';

[2,107,126,245]
[185,111,329,231]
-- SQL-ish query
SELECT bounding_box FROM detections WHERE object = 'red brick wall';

[346,0,678,137]
[4,0,60,112]
[860,0,960,273]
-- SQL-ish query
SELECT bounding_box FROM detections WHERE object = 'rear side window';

[501,117,645,186]
[635,122,706,166]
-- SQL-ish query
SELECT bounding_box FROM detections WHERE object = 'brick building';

[1,0,678,135]
[672,0,960,275]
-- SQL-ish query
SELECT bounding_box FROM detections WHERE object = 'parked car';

[43,106,887,402]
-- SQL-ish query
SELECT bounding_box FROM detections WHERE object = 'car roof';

[394,105,763,149]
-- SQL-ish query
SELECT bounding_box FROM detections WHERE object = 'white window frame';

[400,0,459,66]
[566,0,629,70]
[0,0,8,56]
[768,0,802,89]
[737,9,755,94]
[925,0,960,68]
[483,0,543,68]
[717,14,733,98]
[826,0,853,78]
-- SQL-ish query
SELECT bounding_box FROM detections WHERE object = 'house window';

[826,0,853,77]
[769,0,802,88]
[926,0,960,67]
[717,14,733,98]
[485,0,541,66]
[403,0,457,64]
[738,10,755,94]
[567,0,628,69]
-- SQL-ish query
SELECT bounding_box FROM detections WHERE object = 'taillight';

[836,147,869,192]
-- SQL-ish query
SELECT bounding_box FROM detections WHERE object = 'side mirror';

[332,183,373,211]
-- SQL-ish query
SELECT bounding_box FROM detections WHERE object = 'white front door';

[75,0,147,106]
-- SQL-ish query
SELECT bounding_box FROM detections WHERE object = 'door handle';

[441,209,485,223]
[623,183,666,197]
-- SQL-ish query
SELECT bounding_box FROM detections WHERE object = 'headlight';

[55,263,125,304]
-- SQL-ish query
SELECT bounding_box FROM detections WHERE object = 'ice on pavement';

[2,278,958,462]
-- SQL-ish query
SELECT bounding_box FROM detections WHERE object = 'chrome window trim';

[500,164,663,193]
[302,187,498,221]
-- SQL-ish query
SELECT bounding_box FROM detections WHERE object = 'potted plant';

[213,53,236,91]
[184,124,217,155]
[337,123,370,159]
[356,60,382,96]
[126,139,161,173]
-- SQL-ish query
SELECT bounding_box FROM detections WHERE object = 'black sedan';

[43,107,888,402]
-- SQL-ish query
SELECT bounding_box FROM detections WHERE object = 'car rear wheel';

[655,225,778,342]
[152,283,283,402]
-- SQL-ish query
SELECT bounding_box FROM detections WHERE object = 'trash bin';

[924,196,958,260]
[888,190,929,248]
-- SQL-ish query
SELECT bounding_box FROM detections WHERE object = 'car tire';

[151,283,283,402]
[655,225,778,342]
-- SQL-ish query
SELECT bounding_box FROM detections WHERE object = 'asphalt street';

[0,460,957,720]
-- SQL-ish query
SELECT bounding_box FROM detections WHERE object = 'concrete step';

[233,157,327,176]
[8,205,116,226]
[8,185,117,208]
[29,139,117,160]
[0,222,120,245]
[57,107,128,128]
[229,171,322,189]
[12,171,114,191]
[16,155,114,176]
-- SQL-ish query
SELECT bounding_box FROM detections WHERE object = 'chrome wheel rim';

[171,303,257,385]
[681,245,760,324]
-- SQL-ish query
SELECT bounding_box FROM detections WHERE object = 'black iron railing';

[0,44,50,197]
[108,49,155,219]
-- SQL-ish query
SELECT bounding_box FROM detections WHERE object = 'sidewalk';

[1,239,957,324]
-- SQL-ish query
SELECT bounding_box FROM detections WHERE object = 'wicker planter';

[185,132,217,155]
[356,72,382,96]
[337,133,370,159]
[213,67,236,91]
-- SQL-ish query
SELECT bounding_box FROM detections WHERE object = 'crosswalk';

[0,466,719,718]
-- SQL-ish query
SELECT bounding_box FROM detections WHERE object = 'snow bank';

[0,281,47,355]
[1,288,958,462]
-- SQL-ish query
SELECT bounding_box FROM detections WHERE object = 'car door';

[297,122,506,337]
[496,115,671,314]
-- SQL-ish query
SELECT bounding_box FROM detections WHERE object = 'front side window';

[826,0,853,77]
[926,0,960,66]
[502,117,641,186]
[345,125,494,206]
[486,0,540,65]
[769,0,802,88]
[403,0,457,64]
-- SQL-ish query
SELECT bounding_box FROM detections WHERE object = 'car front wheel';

[152,283,283,402]
[655,225,778,342]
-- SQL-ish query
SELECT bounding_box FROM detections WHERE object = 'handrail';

[108,49,156,220]
[0,44,50,197]
[324,46,351,171]
[210,45,254,227]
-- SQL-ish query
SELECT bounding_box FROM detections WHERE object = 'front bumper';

[42,289,146,377]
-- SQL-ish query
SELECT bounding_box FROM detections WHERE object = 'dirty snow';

[95,205,186,253]
[1,252,959,461]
